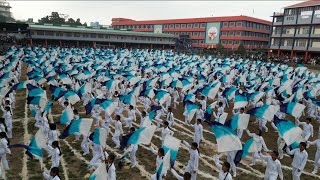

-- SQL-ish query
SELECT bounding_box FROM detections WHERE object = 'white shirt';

[286,148,308,170]
[309,139,320,151]
[298,121,313,136]
[192,123,203,139]
[157,127,174,142]
[246,131,268,151]
[259,153,283,180]
[114,120,123,136]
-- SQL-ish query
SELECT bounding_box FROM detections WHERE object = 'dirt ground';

[3,62,320,180]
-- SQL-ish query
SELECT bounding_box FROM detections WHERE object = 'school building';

[111,16,272,50]
[269,0,320,60]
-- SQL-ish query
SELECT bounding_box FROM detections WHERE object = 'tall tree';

[37,12,84,26]
[236,44,246,56]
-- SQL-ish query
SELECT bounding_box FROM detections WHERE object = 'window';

[201,23,206,28]
[234,41,239,45]
[56,32,63,36]
[169,24,174,29]
[83,34,89,38]
[187,32,192,36]
[90,33,96,38]
[65,32,72,37]
[199,32,205,36]
[222,31,227,36]
[181,24,186,28]
[312,39,320,47]
[175,24,181,28]
[164,25,168,28]
[199,40,204,44]
[286,16,294,20]
[98,34,103,38]
[228,40,233,44]
[37,31,44,35]
[221,40,227,45]
[105,35,110,39]
[175,32,179,35]
[194,23,199,28]
[74,33,80,37]
[235,31,240,36]
[296,39,307,47]
[223,22,228,27]
[236,22,242,27]
[230,22,235,27]
[187,24,192,28]
[193,32,199,36]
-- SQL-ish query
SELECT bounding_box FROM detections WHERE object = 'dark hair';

[52,141,62,156]
[129,105,133,109]
[240,108,245,111]
[130,127,135,132]
[116,115,121,120]
[73,109,78,114]
[192,142,200,154]
[219,102,223,106]
[142,111,146,116]
[197,119,202,123]
[183,172,192,180]
[223,161,231,170]
[258,129,263,136]
[273,150,279,157]
[0,132,7,139]
[306,118,312,122]
[109,153,116,162]
[50,167,60,176]
[300,142,307,149]
[163,121,169,126]
[158,148,165,156]
[168,107,172,112]
[49,123,56,130]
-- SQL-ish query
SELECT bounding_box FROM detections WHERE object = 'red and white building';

[112,16,272,50]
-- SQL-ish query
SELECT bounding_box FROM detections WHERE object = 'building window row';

[32,30,174,42]
[222,21,270,30]
[221,31,269,38]
[114,25,153,29]
[164,31,205,36]
[163,23,206,29]
[221,40,268,46]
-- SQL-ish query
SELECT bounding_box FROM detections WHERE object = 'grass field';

[2,62,320,180]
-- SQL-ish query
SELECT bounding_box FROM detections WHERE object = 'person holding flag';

[258,151,283,180]
[183,140,199,180]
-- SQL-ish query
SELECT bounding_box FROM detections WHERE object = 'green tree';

[37,12,84,26]
[236,44,246,56]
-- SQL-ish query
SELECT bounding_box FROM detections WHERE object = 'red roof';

[111,15,271,26]
[286,0,320,8]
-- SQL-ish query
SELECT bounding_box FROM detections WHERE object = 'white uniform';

[227,151,237,177]
[259,153,283,180]
[124,109,136,128]
[43,172,61,180]
[246,130,268,165]
[166,112,174,127]
[112,120,123,148]
[191,123,203,146]
[309,139,320,173]
[0,138,10,170]
[184,141,199,180]
[157,127,174,145]
[286,148,308,180]
[213,156,233,180]
[150,146,163,170]
[47,146,60,168]
[3,111,12,138]
[297,121,313,141]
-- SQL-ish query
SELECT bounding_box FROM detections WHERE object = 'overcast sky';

[8,1,303,25]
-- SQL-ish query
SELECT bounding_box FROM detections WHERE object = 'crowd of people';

[0,46,319,180]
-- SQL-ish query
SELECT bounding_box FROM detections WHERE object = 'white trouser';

[112,135,120,147]
[292,167,302,180]
[237,129,243,139]
[194,135,201,146]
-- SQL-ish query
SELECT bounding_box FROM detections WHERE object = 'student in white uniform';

[0,132,10,171]
[213,102,225,120]
[232,108,245,139]
[246,129,269,166]
[122,105,136,129]
[126,127,139,168]
[173,88,180,109]
[142,97,151,112]
[81,134,90,156]
[195,108,204,121]
[277,136,286,160]
[170,168,192,180]
[47,141,61,168]
[112,115,123,148]
[226,150,237,177]
[296,118,314,141]
[2,106,12,138]
[190,119,203,146]
[165,95,172,110]
[183,141,199,180]
[308,132,320,174]
[150,146,165,171]
[156,121,174,145]
[286,142,308,180]
[196,96,206,111]
[167,107,174,127]
[258,151,284,180]
[105,152,116,180]
[43,167,61,180]
[213,155,233,180]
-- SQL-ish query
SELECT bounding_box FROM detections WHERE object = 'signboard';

[205,22,221,45]
[154,25,163,33]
